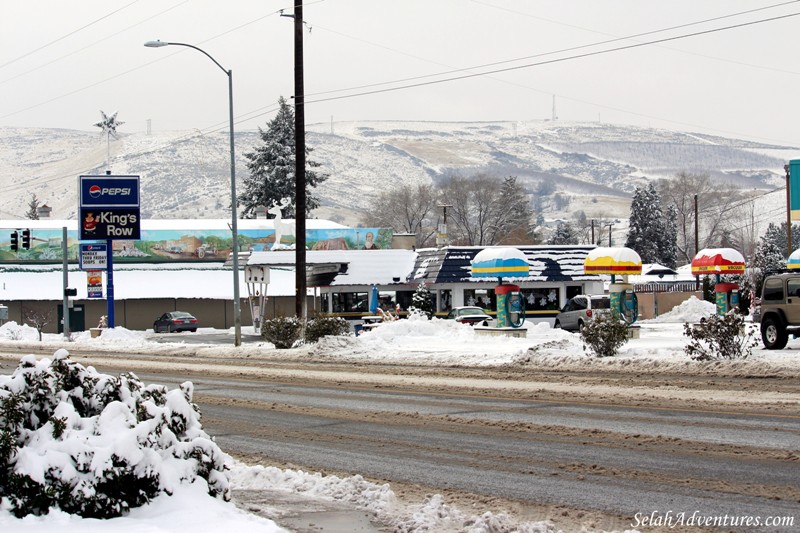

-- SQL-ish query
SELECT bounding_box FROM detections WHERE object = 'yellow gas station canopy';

[584,247,642,275]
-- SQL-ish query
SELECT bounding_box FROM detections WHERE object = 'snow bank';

[644,295,715,323]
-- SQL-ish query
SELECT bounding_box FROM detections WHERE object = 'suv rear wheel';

[761,316,788,350]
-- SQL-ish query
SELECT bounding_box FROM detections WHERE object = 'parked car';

[554,295,610,332]
[446,306,493,326]
[153,311,198,333]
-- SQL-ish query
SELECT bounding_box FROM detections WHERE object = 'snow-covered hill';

[0,121,793,226]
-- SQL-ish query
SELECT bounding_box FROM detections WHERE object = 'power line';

[0,1,140,70]
[303,11,800,106]
[0,1,189,87]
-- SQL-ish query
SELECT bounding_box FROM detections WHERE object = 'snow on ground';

[1,297,798,532]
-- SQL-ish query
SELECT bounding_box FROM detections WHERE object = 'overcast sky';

[2,0,799,145]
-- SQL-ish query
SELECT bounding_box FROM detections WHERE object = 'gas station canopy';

[470,247,530,279]
[690,248,745,275]
[583,247,642,275]
[787,248,800,270]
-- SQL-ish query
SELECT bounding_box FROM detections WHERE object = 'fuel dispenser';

[714,283,739,316]
[690,248,746,316]
[609,282,638,324]
[495,284,525,328]
[470,247,531,331]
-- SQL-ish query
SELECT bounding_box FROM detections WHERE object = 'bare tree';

[438,174,533,245]
[22,305,55,341]
[658,172,745,263]
[361,183,437,248]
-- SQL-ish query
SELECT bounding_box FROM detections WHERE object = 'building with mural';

[0,219,395,264]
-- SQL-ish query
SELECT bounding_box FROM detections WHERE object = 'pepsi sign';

[79,175,141,240]
[79,175,140,208]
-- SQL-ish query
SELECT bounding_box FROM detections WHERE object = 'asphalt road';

[128,369,799,533]
[2,349,798,532]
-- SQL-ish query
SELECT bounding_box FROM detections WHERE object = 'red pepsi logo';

[89,185,102,198]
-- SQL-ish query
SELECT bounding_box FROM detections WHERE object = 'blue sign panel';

[78,175,141,240]
[79,175,140,208]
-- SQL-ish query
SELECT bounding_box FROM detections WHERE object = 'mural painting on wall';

[0,226,393,263]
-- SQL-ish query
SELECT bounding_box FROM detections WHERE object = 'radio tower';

[551,95,557,122]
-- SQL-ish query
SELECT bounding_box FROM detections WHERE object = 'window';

[326,292,369,313]
[788,279,800,299]
[763,279,784,301]
[463,289,495,310]
[522,288,560,311]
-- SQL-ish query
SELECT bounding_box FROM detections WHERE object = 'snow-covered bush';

[580,313,630,358]
[305,316,350,343]
[683,312,758,361]
[0,350,230,519]
[261,316,302,348]
[409,283,433,319]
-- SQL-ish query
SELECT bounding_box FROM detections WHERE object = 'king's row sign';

[79,175,141,240]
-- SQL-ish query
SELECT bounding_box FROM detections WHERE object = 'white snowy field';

[0,296,798,533]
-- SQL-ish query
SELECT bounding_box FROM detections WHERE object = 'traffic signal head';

[10,231,18,252]
[21,229,30,249]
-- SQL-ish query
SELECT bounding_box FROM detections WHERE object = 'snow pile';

[0,351,232,519]
[0,322,41,342]
[345,313,542,365]
[229,463,560,533]
[645,296,716,323]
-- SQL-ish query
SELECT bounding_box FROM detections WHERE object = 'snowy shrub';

[409,283,433,319]
[261,316,302,349]
[580,313,629,358]
[0,350,230,519]
[683,312,758,361]
[305,316,350,343]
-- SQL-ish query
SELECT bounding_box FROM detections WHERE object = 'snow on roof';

[412,245,600,284]
[0,264,296,300]
[248,249,418,287]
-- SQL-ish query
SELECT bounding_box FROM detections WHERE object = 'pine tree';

[548,221,578,245]
[239,96,327,218]
[662,204,678,268]
[410,283,434,318]
[25,194,40,220]
[626,183,677,266]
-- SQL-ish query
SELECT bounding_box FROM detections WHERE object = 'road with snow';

[11,348,790,533]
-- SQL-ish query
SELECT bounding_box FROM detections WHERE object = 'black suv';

[757,272,800,349]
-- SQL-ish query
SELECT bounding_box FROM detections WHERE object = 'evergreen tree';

[548,221,578,245]
[25,194,40,220]
[239,96,327,218]
[749,223,788,297]
[626,183,677,266]
[410,283,434,318]
[662,204,678,268]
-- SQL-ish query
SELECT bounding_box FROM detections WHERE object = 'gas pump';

[714,282,739,315]
[496,284,525,328]
[609,282,638,324]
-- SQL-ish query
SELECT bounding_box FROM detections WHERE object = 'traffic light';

[9,231,18,252]
[21,229,31,249]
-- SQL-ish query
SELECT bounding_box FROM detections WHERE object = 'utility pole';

[786,164,792,255]
[694,194,699,290]
[591,219,595,244]
[292,1,307,320]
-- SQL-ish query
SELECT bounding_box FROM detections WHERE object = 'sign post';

[78,175,140,328]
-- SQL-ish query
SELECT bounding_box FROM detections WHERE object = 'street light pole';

[144,40,241,346]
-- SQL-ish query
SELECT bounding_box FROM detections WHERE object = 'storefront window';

[463,288,495,310]
[522,288,560,311]
[326,292,369,313]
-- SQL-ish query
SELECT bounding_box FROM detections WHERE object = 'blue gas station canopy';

[470,247,530,279]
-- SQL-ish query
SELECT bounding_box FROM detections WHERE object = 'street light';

[144,40,241,346]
